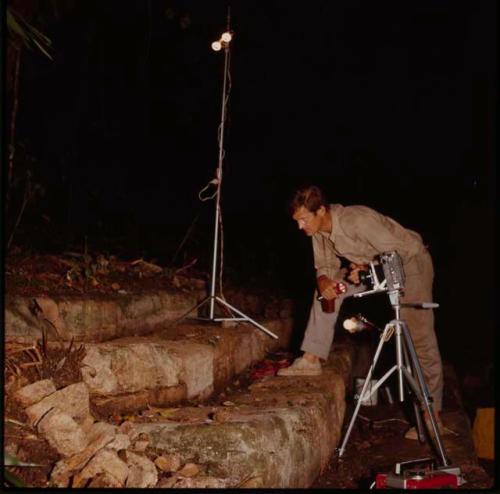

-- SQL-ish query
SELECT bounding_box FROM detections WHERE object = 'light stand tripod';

[168,13,278,340]
[336,252,462,483]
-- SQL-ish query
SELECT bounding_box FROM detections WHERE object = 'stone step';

[4,289,293,344]
[118,347,353,488]
[5,291,204,343]
[83,318,295,416]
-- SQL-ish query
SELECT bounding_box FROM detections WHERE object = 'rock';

[154,454,182,473]
[72,448,129,487]
[37,409,88,457]
[87,421,118,443]
[79,415,95,434]
[14,379,56,407]
[125,451,158,488]
[131,439,149,452]
[88,472,123,488]
[50,422,117,487]
[240,476,264,488]
[156,474,179,488]
[81,343,180,396]
[106,433,131,451]
[177,462,200,477]
[118,420,135,436]
[25,382,90,427]
[175,475,229,488]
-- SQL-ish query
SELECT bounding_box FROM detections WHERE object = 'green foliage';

[4,453,42,467]
[7,7,53,60]
[3,452,44,488]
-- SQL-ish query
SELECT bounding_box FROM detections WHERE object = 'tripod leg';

[164,296,213,328]
[412,398,426,443]
[337,324,394,458]
[402,342,426,443]
[215,297,278,339]
[400,321,449,466]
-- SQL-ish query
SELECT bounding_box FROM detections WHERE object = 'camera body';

[359,264,384,286]
[358,251,405,292]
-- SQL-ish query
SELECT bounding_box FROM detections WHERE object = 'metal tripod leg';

[402,340,426,443]
[337,323,396,458]
[163,294,278,339]
[400,320,449,466]
[213,296,278,339]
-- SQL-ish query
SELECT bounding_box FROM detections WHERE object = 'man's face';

[292,206,325,236]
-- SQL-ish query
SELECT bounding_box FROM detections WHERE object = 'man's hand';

[317,275,338,300]
[347,263,368,285]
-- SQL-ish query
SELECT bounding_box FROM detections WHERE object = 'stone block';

[125,451,158,488]
[25,382,90,426]
[14,379,56,407]
[37,409,88,457]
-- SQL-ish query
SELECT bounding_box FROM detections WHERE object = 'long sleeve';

[312,233,342,280]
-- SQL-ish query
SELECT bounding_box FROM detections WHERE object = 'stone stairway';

[5,289,357,488]
[5,289,483,488]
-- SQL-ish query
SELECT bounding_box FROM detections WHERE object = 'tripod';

[337,285,450,466]
[168,12,278,340]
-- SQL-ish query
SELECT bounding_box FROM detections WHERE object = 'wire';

[383,324,395,342]
[169,211,201,267]
[218,204,226,302]
[198,178,219,201]
[217,47,231,305]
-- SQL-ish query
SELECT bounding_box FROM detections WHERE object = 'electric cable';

[216,46,232,306]
[169,210,201,267]
[383,324,395,341]
[194,39,233,314]
[198,177,219,201]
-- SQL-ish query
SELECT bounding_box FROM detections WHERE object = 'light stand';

[336,254,462,484]
[169,13,278,340]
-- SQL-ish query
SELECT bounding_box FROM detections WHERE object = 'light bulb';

[211,41,222,51]
[221,32,232,43]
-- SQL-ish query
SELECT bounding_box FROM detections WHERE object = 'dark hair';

[289,185,329,214]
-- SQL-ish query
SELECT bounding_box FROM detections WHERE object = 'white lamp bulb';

[211,41,222,51]
[221,32,232,43]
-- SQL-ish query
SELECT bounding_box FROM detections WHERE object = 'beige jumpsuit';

[301,204,444,411]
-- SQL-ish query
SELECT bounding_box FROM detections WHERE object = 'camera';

[357,251,406,292]
[359,264,384,286]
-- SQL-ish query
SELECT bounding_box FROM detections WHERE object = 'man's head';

[289,185,330,236]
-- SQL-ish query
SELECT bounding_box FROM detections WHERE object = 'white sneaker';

[277,357,322,376]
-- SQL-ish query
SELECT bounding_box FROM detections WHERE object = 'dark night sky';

[9,0,497,366]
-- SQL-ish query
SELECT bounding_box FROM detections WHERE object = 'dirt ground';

[3,253,496,489]
[4,251,197,298]
[311,403,494,489]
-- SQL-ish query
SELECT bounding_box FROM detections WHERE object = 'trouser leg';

[300,284,360,360]
[402,252,443,412]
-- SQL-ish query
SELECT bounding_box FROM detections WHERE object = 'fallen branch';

[130,258,163,273]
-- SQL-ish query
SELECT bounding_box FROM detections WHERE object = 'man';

[277,185,445,438]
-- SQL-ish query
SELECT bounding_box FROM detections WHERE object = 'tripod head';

[354,251,405,301]
[353,251,438,312]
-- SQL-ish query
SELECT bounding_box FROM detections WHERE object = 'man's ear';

[316,205,326,217]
